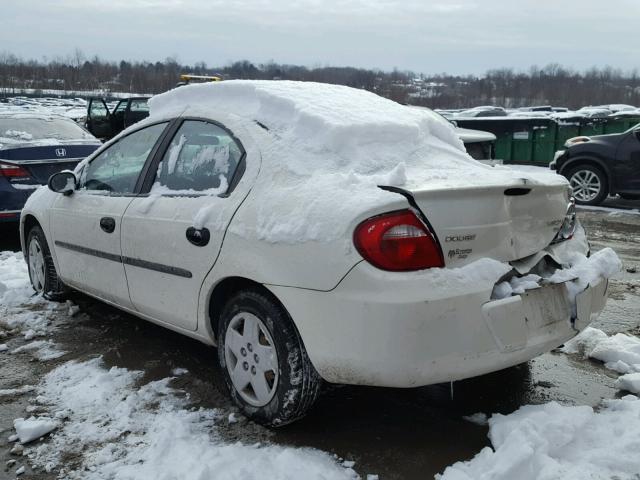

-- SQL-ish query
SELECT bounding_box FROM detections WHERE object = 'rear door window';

[152,120,244,194]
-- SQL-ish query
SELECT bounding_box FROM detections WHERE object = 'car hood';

[455,127,496,143]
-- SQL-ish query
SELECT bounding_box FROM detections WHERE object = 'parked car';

[455,126,496,160]
[176,73,222,87]
[454,106,507,118]
[85,97,150,141]
[410,106,496,160]
[21,81,615,426]
[0,112,100,222]
[550,124,640,205]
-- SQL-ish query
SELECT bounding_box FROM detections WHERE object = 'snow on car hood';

[147,81,567,244]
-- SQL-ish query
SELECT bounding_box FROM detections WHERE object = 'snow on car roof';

[151,80,463,152]
[144,81,567,243]
[148,80,499,182]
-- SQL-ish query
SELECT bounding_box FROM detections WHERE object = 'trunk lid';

[386,176,572,267]
[0,142,100,184]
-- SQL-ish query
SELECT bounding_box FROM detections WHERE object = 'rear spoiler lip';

[0,157,85,165]
[0,140,101,151]
[378,184,445,265]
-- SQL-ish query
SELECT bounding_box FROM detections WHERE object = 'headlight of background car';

[564,136,591,148]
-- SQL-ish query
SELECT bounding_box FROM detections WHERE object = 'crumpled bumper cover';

[267,225,616,388]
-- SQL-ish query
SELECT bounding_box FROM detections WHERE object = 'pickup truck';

[85,97,150,141]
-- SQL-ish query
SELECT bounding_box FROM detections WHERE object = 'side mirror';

[634,129,640,141]
[48,171,77,196]
[450,120,459,127]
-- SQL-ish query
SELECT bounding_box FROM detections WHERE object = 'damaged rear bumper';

[267,227,616,388]
[483,277,608,353]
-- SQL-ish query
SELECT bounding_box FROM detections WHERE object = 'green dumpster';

[604,116,630,134]
[554,115,583,150]
[455,118,517,162]
[532,124,557,164]
[606,114,640,133]
[580,118,606,137]
[493,131,513,162]
[511,128,533,162]
[455,117,553,164]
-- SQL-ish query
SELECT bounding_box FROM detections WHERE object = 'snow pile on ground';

[561,326,640,375]
[0,385,36,397]
[615,374,640,394]
[0,251,66,362]
[439,396,640,480]
[462,413,488,426]
[24,358,358,479]
[11,340,65,361]
[0,250,38,308]
[14,416,59,443]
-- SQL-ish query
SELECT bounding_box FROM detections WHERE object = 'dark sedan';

[551,124,640,205]
[0,112,101,222]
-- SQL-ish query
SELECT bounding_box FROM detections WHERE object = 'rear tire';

[566,165,608,206]
[217,289,322,426]
[26,226,67,301]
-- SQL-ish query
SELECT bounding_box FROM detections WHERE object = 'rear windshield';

[0,117,94,142]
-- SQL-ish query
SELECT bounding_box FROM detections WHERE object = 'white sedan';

[20,81,620,426]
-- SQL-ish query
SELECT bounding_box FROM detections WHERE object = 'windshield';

[0,117,94,143]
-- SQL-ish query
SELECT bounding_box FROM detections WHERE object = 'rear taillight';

[551,197,577,244]
[0,161,30,179]
[354,209,444,271]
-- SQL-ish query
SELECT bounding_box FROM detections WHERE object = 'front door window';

[80,122,168,194]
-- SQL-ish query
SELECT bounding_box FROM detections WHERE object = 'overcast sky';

[2,0,639,75]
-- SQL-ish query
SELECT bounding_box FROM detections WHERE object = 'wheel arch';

[558,156,614,193]
[207,276,289,344]
[21,214,42,256]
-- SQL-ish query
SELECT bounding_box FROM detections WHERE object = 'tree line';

[1,50,639,109]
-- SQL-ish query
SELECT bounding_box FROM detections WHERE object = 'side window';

[152,120,243,194]
[89,100,109,119]
[130,100,149,112]
[81,122,168,194]
[113,101,127,115]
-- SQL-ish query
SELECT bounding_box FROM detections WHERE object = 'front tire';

[217,289,322,426]
[26,226,67,301]
[566,164,608,206]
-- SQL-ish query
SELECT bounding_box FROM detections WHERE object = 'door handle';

[186,227,210,247]
[100,217,116,233]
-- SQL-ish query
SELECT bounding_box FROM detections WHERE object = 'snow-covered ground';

[0,251,364,479]
[0,96,125,122]
[440,327,640,480]
[2,243,639,479]
[0,97,89,122]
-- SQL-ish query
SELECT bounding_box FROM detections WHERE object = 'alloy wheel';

[224,312,279,407]
[569,169,601,202]
[28,237,46,293]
